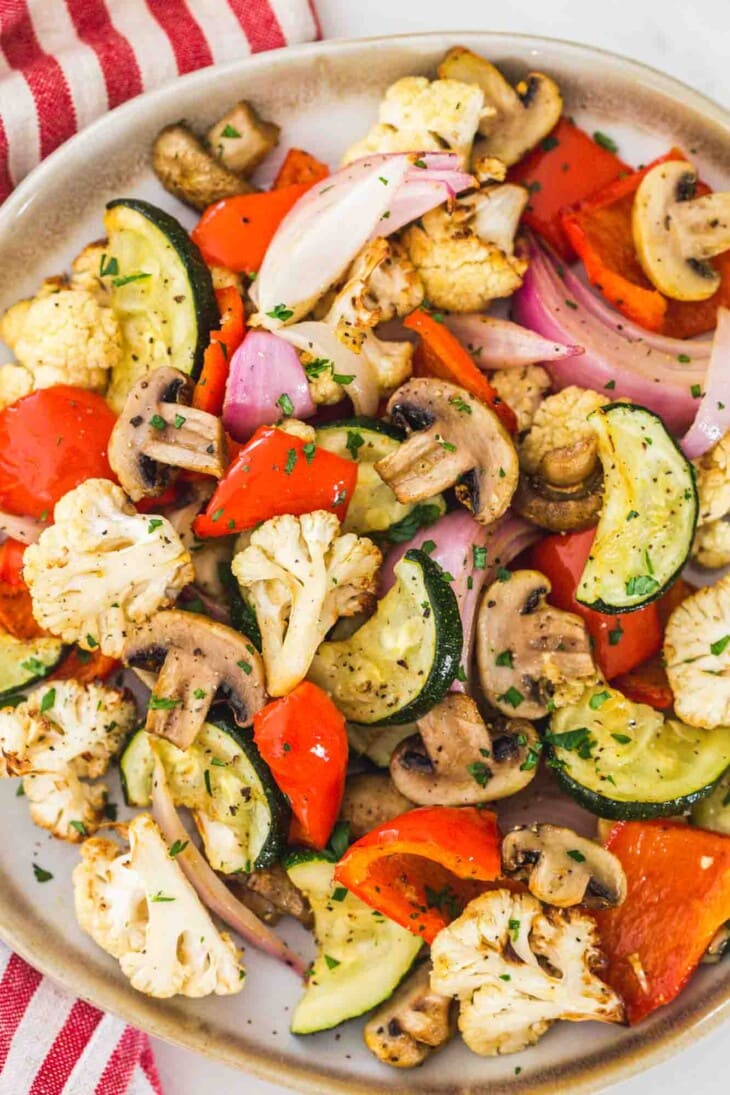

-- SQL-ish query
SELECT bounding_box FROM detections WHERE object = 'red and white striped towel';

[0,2,320,1090]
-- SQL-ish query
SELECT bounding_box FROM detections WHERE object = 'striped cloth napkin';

[0,1,320,1091]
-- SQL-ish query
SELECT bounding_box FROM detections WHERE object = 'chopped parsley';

[276,392,294,417]
[609,623,624,646]
[567,849,586,863]
[495,650,514,668]
[626,510,639,521]
[99,253,118,277]
[625,574,660,598]
[449,395,472,415]
[33,864,53,883]
[588,690,611,710]
[330,886,348,902]
[421,539,436,555]
[150,892,175,902]
[69,820,87,836]
[169,839,189,858]
[302,442,316,464]
[332,372,354,385]
[541,135,559,152]
[86,635,99,649]
[193,688,207,699]
[284,447,298,475]
[303,358,333,378]
[149,413,166,430]
[496,567,511,582]
[604,379,616,390]
[498,686,524,709]
[466,761,491,787]
[424,883,461,919]
[267,303,294,322]
[472,545,487,570]
[508,918,520,941]
[593,130,619,152]
[612,733,632,744]
[678,353,691,364]
[237,659,253,675]
[691,384,702,398]
[324,954,341,970]
[325,820,351,862]
[148,694,182,710]
[546,726,595,759]
[437,437,457,452]
[220,123,241,138]
[520,743,542,771]
[710,635,730,656]
[204,769,213,796]
[174,413,186,429]
[346,431,364,458]
[386,504,442,543]
[21,656,46,675]
[147,518,163,533]
[40,688,56,714]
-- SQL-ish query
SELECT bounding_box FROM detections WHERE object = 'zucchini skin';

[105,197,219,380]
[372,548,463,727]
[551,752,727,820]
[317,417,406,442]
[0,639,66,703]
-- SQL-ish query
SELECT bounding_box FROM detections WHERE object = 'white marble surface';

[152,1,729,1091]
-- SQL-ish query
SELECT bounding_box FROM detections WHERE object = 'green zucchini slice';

[309,549,462,725]
[104,198,219,411]
[346,721,416,768]
[576,402,697,613]
[285,853,422,1034]
[548,684,730,819]
[0,633,65,702]
[692,772,730,835]
[315,418,445,537]
[120,715,289,872]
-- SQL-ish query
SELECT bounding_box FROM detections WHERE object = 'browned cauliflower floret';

[664,573,730,728]
[342,76,490,166]
[490,366,551,433]
[403,185,528,312]
[519,386,609,474]
[694,519,730,569]
[690,432,730,568]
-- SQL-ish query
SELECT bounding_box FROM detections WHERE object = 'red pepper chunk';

[192,183,312,274]
[193,425,357,537]
[595,821,730,1024]
[334,806,502,942]
[193,286,246,417]
[254,682,348,850]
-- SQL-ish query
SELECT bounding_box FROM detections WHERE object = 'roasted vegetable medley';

[3,44,730,1068]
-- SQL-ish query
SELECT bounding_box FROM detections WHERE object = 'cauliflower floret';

[403,186,528,313]
[70,242,113,304]
[0,679,135,840]
[430,889,623,1056]
[0,363,33,409]
[694,431,730,525]
[24,479,194,657]
[231,510,381,696]
[694,518,730,569]
[365,239,425,322]
[342,76,489,166]
[664,573,730,728]
[73,814,244,998]
[519,386,609,474]
[0,282,122,392]
[490,366,551,433]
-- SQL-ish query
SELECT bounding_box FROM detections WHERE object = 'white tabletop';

[152,1,729,1091]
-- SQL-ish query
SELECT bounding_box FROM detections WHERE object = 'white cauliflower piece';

[0,363,33,409]
[0,679,135,840]
[231,510,381,696]
[0,282,122,392]
[403,186,528,312]
[209,265,244,294]
[490,366,551,433]
[24,479,194,657]
[694,518,730,569]
[430,889,623,1056]
[70,242,113,304]
[342,76,489,166]
[694,431,730,525]
[73,814,244,998]
[664,573,730,728]
[519,386,609,474]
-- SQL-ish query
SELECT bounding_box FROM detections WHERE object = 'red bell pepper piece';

[193,425,357,537]
[334,806,502,942]
[404,308,517,432]
[561,149,730,337]
[611,655,674,710]
[527,529,663,679]
[0,582,46,640]
[509,118,630,260]
[193,286,246,416]
[191,183,312,274]
[0,539,28,588]
[253,682,348,849]
[595,821,730,1023]
[50,648,121,685]
[274,148,329,189]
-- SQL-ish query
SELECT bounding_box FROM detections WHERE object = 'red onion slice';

[222,331,314,442]
[151,756,306,976]
[682,308,730,459]
[443,314,583,369]
[0,511,43,544]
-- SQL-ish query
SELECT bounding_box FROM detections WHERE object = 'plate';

[0,31,729,1095]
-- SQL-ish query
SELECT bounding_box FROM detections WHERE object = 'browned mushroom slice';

[390,694,539,806]
[363,963,456,1069]
[108,366,227,501]
[513,438,604,531]
[476,569,597,718]
[236,865,313,928]
[502,824,627,908]
[375,378,518,525]
[703,922,730,964]
[438,47,562,167]
[123,610,265,749]
[206,101,280,176]
[339,773,413,838]
[152,123,253,211]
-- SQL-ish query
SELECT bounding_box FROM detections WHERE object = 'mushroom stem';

[145,401,227,478]
[670,192,730,261]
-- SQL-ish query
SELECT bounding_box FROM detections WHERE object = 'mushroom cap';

[363,962,455,1068]
[339,773,414,839]
[502,823,627,908]
[390,693,540,805]
[476,569,597,719]
[123,609,265,749]
[377,377,518,525]
[632,161,721,302]
[513,460,603,531]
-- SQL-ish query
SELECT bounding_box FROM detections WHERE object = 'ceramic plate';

[1,31,729,1095]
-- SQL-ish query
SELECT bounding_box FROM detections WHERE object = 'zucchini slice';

[692,772,730,835]
[0,633,65,702]
[104,198,219,411]
[548,684,730,819]
[346,721,416,768]
[120,715,289,872]
[309,549,462,725]
[576,403,697,613]
[315,418,445,537]
[285,853,422,1034]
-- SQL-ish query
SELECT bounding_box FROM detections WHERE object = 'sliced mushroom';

[376,378,518,525]
[339,773,413,839]
[108,366,227,502]
[502,824,627,908]
[123,610,265,749]
[703,922,730,964]
[513,437,604,531]
[390,694,540,805]
[438,47,562,167]
[364,962,456,1069]
[633,160,730,302]
[476,570,597,719]
[165,479,233,601]
[236,865,313,928]
[206,101,280,176]
[152,123,253,211]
